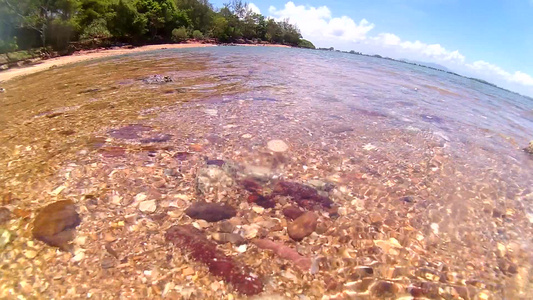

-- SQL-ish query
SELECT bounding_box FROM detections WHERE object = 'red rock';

[166,225,263,295]
[272,181,333,209]
[287,212,318,241]
[282,206,304,220]
[247,194,276,209]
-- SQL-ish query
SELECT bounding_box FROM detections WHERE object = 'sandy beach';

[0,43,292,83]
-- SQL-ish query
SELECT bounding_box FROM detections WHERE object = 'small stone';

[368,212,384,224]
[241,134,253,139]
[212,232,245,245]
[139,200,157,213]
[236,244,247,253]
[0,229,12,248]
[196,165,234,195]
[185,202,236,222]
[287,212,318,241]
[24,250,38,259]
[32,200,81,250]
[267,140,289,152]
[218,220,235,233]
[0,207,11,224]
[100,256,116,269]
[252,206,265,214]
[204,109,218,116]
[182,267,195,276]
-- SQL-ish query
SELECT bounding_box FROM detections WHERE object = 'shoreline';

[0,42,291,83]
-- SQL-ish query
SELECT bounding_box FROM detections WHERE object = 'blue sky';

[210,0,533,97]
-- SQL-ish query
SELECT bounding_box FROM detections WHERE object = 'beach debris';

[287,211,318,241]
[142,74,173,84]
[272,181,333,209]
[282,206,304,220]
[32,200,81,250]
[185,202,236,222]
[196,165,234,195]
[252,239,312,271]
[0,207,11,224]
[165,225,263,295]
[524,141,533,154]
[267,139,289,152]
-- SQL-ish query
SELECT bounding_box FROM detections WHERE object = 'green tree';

[106,0,147,39]
[171,26,187,42]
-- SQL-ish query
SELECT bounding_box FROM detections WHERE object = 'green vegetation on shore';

[0,0,315,56]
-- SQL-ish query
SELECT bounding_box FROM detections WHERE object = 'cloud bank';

[267,1,533,97]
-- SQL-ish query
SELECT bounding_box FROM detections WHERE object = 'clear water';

[1,46,532,299]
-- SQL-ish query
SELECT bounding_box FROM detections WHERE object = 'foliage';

[298,39,315,49]
[80,18,112,40]
[192,30,204,40]
[171,27,188,42]
[0,0,314,53]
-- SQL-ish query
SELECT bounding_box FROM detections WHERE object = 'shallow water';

[1,46,532,299]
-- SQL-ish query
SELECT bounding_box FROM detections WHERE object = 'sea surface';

[0,46,532,299]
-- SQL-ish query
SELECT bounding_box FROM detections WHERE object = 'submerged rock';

[165,225,263,295]
[272,181,333,209]
[142,75,173,84]
[185,202,236,222]
[108,124,151,140]
[32,200,81,250]
[287,212,318,241]
[282,206,304,220]
[0,229,12,248]
[0,207,11,224]
[248,193,276,209]
[524,141,533,154]
[196,165,234,195]
[267,140,289,152]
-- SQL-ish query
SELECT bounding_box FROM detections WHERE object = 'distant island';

[0,0,315,69]
[316,47,532,100]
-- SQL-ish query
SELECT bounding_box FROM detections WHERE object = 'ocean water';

[0,46,532,299]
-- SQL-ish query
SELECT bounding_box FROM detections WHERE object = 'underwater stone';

[185,202,236,222]
[165,225,263,295]
[282,206,304,220]
[196,165,234,195]
[0,207,11,224]
[252,238,311,271]
[287,211,318,241]
[267,140,289,152]
[247,194,276,209]
[524,141,533,154]
[32,200,81,250]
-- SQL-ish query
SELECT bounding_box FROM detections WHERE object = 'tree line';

[0,0,315,54]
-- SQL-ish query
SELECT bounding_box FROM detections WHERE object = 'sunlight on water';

[0,46,532,299]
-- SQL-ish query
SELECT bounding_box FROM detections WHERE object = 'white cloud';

[248,3,261,15]
[268,1,533,96]
[269,2,374,42]
[466,61,533,86]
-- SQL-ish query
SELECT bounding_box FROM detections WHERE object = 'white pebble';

[267,139,289,152]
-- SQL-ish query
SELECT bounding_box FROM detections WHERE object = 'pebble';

[241,134,253,139]
[182,267,195,276]
[185,202,236,222]
[24,250,38,259]
[0,229,12,248]
[252,205,265,214]
[0,207,11,224]
[287,212,318,241]
[204,109,218,116]
[267,140,289,152]
[138,200,157,213]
